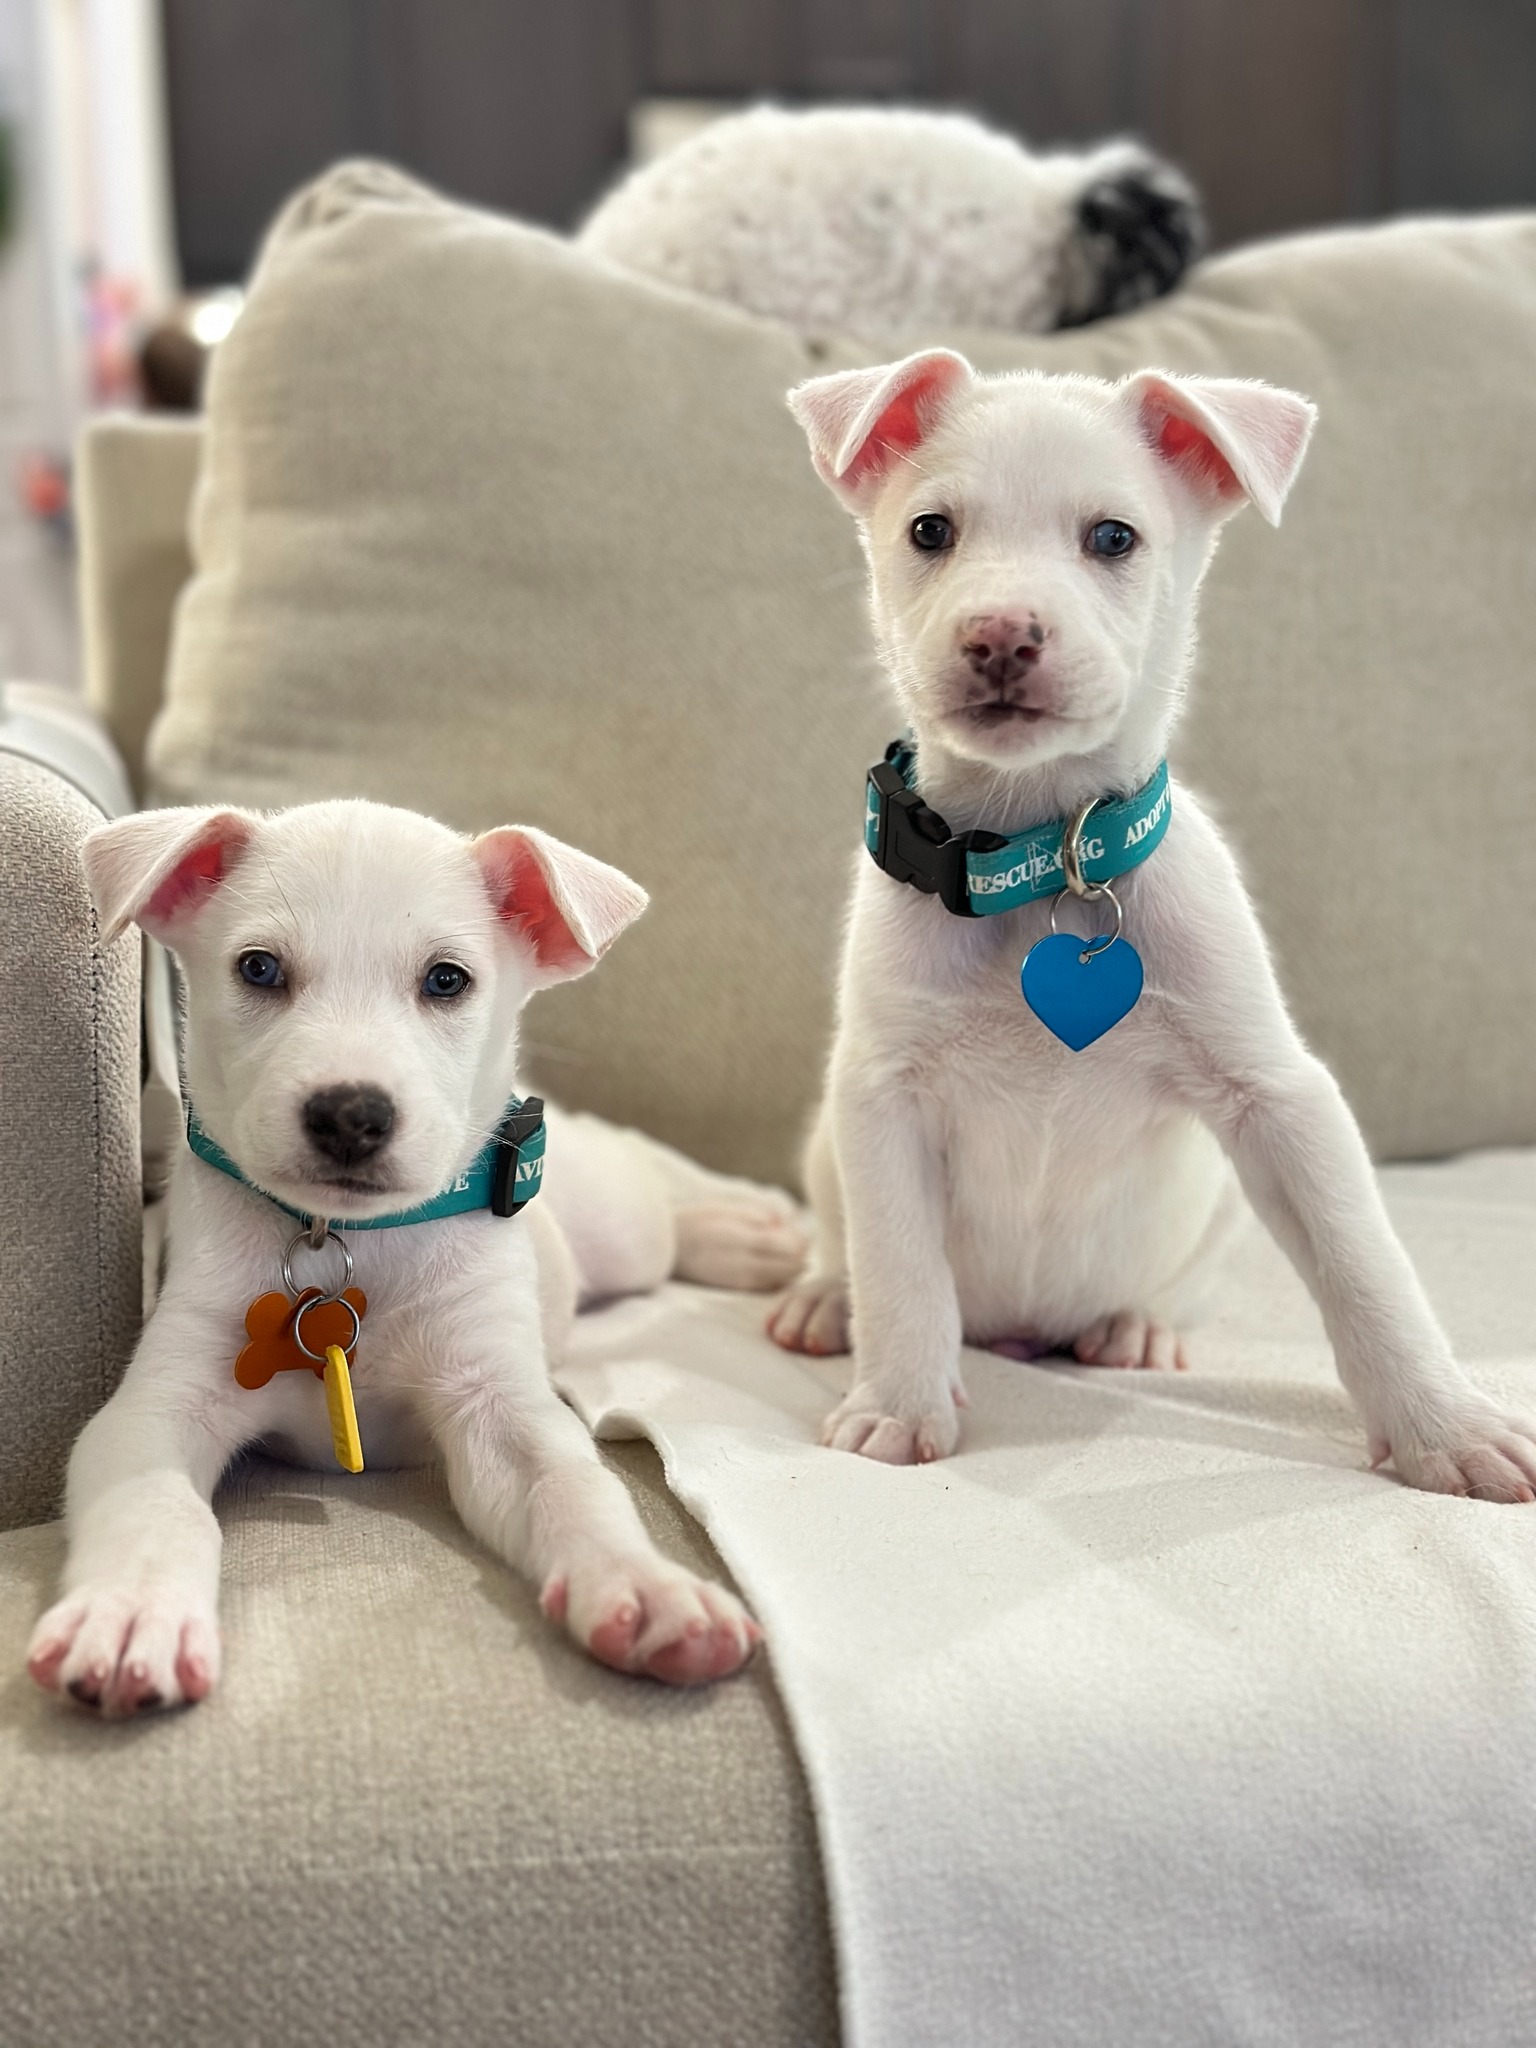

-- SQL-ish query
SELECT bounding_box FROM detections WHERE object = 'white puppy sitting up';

[771,348,1536,1502]
[28,800,800,1717]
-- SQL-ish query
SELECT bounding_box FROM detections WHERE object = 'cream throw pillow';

[153,164,1536,1178]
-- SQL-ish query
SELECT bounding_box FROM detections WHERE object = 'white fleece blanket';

[559,1151,1536,2048]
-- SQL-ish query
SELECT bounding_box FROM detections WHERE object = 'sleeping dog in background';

[579,103,1202,338]
[28,801,802,1716]
[770,346,1536,1503]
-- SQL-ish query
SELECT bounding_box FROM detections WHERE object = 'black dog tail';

[1056,150,1206,329]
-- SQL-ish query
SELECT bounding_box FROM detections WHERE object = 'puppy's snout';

[302,1084,396,1167]
[961,612,1048,686]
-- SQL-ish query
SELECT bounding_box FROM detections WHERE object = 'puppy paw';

[766,1273,850,1355]
[1372,1398,1536,1503]
[821,1388,961,1464]
[542,1554,760,1686]
[1073,1311,1188,1372]
[27,1583,220,1717]
[674,1200,809,1293]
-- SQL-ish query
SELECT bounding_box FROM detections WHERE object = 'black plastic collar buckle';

[868,760,975,917]
[490,1097,546,1217]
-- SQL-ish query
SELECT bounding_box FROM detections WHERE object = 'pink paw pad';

[539,1578,569,1623]
[589,1604,642,1669]
[176,1652,212,1702]
[26,1640,70,1689]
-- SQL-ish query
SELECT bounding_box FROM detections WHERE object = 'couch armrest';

[77,416,203,799]
[0,752,141,1531]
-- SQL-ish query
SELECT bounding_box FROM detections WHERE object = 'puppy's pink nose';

[961,613,1047,685]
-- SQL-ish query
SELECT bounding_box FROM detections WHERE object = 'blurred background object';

[3,0,1536,688]
[157,0,1536,286]
[579,105,1206,336]
[1,0,175,685]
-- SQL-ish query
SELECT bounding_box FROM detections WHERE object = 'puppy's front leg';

[1166,827,1536,1500]
[767,1095,852,1355]
[1211,1056,1536,1499]
[418,1287,758,1685]
[823,1071,964,1463]
[28,1300,250,1716]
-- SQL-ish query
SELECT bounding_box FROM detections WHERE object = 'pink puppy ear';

[81,807,259,945]
[1126,371,1317,527]
[472,825,648,985]
[787,349,973,508]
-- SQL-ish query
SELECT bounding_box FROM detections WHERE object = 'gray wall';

[162,0,1536,286]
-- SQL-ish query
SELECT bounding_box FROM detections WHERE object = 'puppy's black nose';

[302,1084,395,1166]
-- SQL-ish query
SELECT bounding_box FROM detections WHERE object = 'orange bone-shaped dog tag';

[236,1287,368,1390]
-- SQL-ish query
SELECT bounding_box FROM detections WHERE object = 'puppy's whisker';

[518,1038,585,1065]
[255,849,301,936]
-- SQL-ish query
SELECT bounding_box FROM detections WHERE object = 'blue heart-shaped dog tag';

[1021,933,1144,1050]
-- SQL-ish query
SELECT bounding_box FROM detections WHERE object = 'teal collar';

[865,740,1171,917]
[185,1098,546,1230]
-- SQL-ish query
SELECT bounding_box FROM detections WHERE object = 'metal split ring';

[1050,881,1124,961]
[292,1289,362,1366]
[1061,796,1108,900]
[280,1226,354,1305]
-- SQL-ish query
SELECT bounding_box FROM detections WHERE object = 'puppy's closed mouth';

[289,1171,402,1200]
[954,701,1051,730]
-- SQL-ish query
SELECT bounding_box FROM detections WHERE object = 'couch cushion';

[0,746,141,1531]
[149,166,1536,1170]
[0,1441,836,2048]
[76,416,202,800]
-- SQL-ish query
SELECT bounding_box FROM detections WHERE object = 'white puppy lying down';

[770,347,1536,1502]
[28,801,802,1717]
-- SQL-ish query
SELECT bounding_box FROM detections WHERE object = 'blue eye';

[909,513,954,553]
[237,950,285,989]
[1085,519,1137,559]
[421,962,470,1000]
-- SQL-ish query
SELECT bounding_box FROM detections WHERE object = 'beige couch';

[3,165,1536,2045]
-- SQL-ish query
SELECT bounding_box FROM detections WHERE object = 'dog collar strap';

[865,740,1171,917]
[185,1099,546,1230]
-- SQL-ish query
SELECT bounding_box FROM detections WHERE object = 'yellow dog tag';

[323,1344,364,1474]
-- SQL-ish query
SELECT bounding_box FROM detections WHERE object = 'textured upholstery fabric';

[0,1441,838,2048]
[0,753,140,1532]
[0,681,134,817]
[77,414,202,798]
[142,169,1536,1173]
